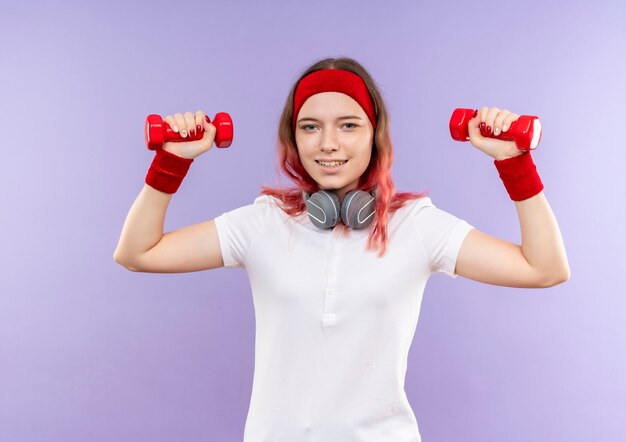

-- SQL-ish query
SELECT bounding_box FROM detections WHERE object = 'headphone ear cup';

[341,190,376,229]
[304,190,341,229]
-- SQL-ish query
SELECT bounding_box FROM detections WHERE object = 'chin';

[317,179,349,188]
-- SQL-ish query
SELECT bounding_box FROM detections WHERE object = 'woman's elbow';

[113,253,141,272]
[544,268,571,287]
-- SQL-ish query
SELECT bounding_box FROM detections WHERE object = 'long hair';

[259,57,428,257]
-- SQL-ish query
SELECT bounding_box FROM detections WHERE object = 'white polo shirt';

[214,194,474,442]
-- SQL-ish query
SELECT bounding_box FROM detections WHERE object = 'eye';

[300,122,358,131]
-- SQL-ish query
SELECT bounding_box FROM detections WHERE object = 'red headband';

[292,69,378,131]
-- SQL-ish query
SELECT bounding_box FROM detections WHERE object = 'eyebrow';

[297,115,363,124]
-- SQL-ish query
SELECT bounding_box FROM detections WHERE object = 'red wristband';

[494,151,544,201]
[145,149,194,194]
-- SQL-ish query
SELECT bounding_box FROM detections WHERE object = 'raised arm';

[452,106,570,288]
[113,110,224,273]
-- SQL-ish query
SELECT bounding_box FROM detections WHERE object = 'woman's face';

[295,92,374,202]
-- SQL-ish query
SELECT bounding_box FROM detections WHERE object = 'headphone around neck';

[302,187,377,230]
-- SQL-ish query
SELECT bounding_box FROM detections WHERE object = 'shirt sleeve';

[213,195,273,269]
[413,197,475,278]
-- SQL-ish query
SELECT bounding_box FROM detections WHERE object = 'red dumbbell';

[145,112,234,150]
[449,108,542,151]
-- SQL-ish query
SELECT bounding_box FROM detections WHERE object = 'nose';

[320,127,339,152]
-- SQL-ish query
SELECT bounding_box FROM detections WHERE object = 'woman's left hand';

[468,107,526,161]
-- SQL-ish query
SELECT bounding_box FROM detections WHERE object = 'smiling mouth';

[316,160,348,167]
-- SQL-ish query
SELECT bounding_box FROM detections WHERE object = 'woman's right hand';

[162,111,217,160]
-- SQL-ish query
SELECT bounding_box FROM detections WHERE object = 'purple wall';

[1,0,624,440]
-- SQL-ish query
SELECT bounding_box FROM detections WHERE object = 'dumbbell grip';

[145,113,233,150]
[449,108,542,150]
[162,123,204,142]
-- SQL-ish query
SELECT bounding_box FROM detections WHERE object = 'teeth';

[319,160,347,167]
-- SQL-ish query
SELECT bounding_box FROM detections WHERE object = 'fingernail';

[197,124,202,132]
[173,125,179,133]
[205,115,210,123]
[480,122,486,130]
[494,127,499,135]
[473,109,478,118]
[502,124,508,132]
[180,129,187,138]
[486,126,492,135]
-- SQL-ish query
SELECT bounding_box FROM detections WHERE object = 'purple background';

[1,0,624,440]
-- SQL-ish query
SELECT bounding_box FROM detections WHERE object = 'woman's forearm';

[113,184,172,264]
[515,190,570,281]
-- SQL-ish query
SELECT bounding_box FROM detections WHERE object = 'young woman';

[114,57,570,441]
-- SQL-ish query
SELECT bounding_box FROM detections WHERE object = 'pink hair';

[259,57,428,258]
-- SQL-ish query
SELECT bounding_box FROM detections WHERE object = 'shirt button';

[330,271,336,277]
[327,289,335,296]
